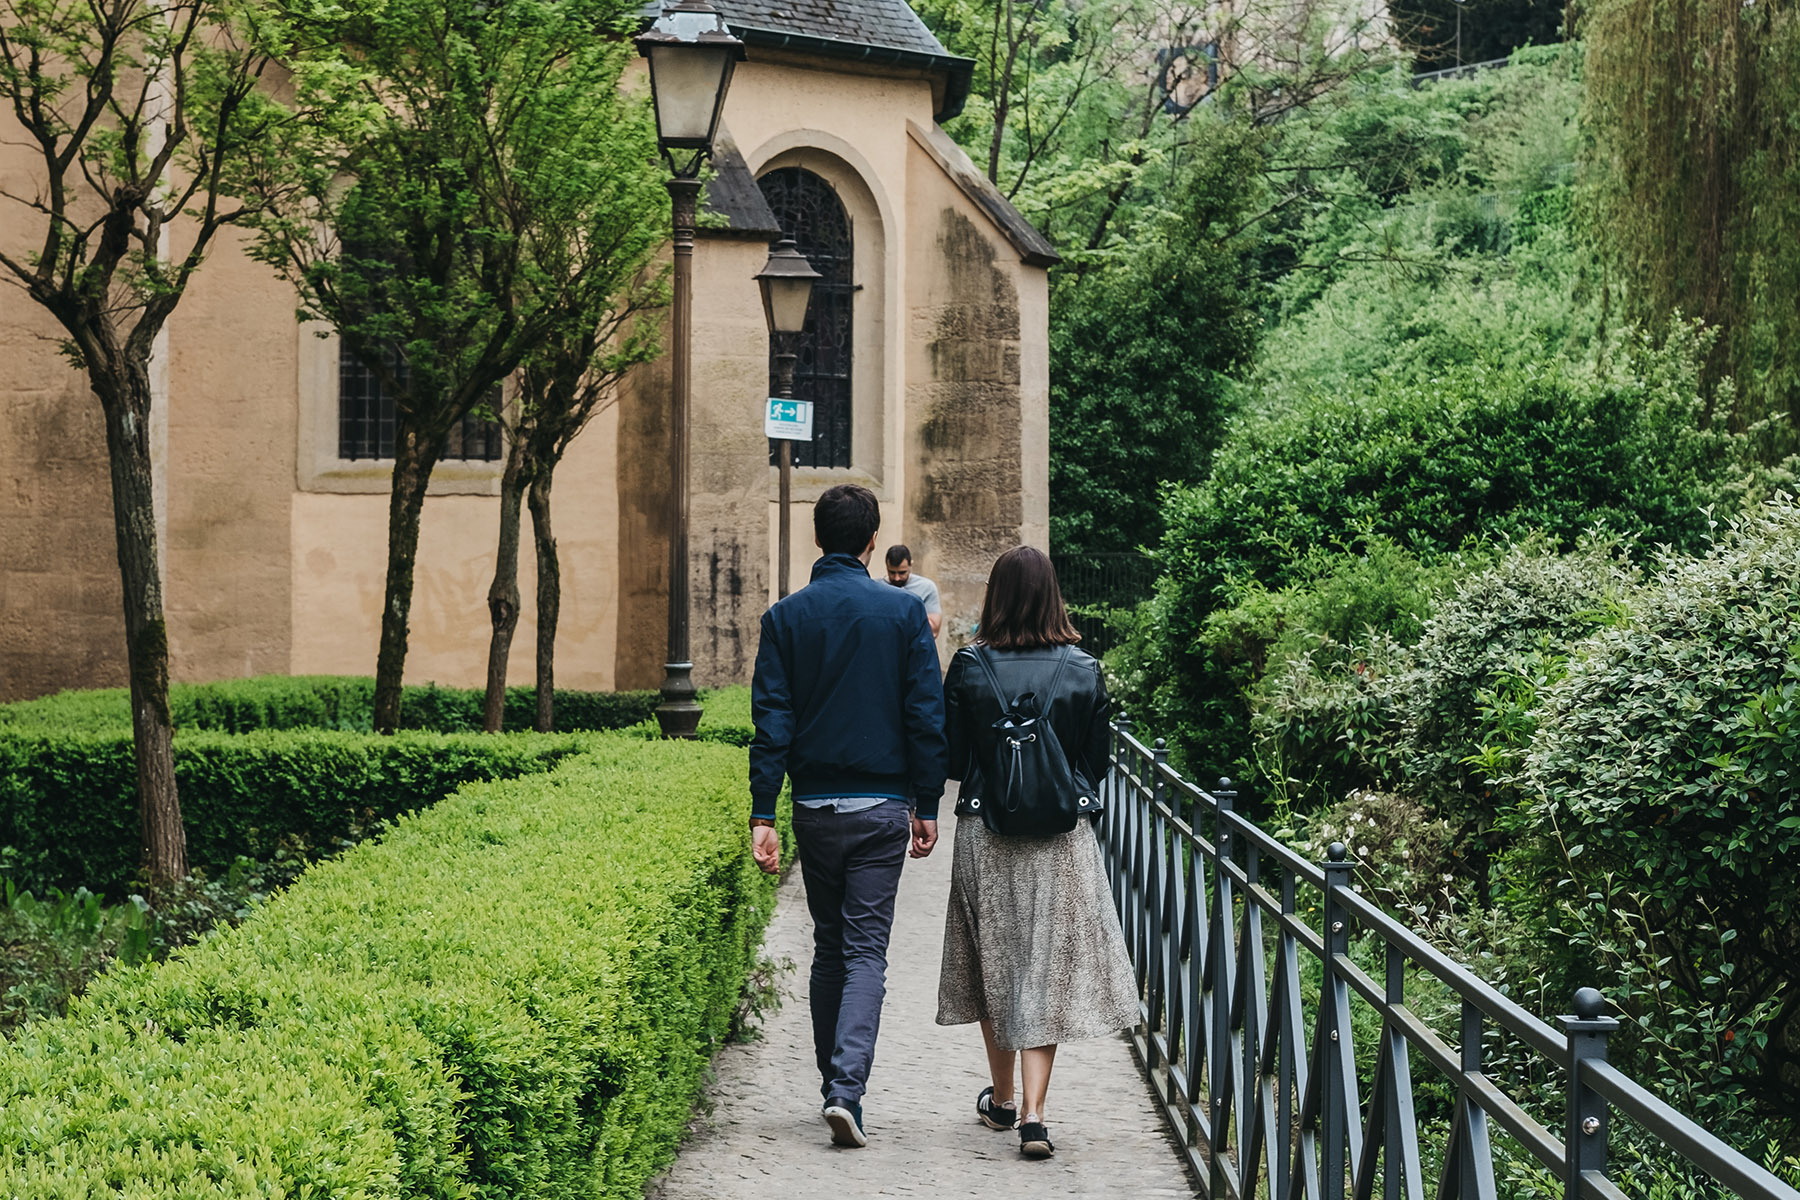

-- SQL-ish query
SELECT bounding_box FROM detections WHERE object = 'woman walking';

[935,546,1139,1159]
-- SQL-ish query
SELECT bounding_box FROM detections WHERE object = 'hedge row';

[0,676,662,737]
[0,737,775,1198]
[0,730,589,896]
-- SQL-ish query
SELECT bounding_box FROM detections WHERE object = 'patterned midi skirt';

[935,814,1140,1051]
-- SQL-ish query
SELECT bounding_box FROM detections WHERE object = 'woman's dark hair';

[976,546,1080,650]
[814,484,881,556]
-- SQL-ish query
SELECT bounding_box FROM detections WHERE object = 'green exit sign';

[765,397,813,442]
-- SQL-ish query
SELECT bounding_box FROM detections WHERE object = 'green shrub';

[0,729,586,896]
[1251,539,1633,849]
[0,676,662,737]
[1514,501,1800,1113]
[1129,327,1750,783]
[0,737,775,1198]
[621,685,756,747]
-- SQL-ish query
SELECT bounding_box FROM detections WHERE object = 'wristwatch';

[749,817,776,829]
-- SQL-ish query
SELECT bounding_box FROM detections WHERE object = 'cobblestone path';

[648,813,1198,1199]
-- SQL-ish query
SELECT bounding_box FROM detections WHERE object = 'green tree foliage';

[242,0,661,732]
[481,105,667,733]
[1047,122,1265,558]
[1583,0,1800,432]
[914,0,1384,557]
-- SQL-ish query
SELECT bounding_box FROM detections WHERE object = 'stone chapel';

[0,0,1056,700]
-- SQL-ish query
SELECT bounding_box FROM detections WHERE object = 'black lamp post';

[637,0,744,739]
[755,237,820,599]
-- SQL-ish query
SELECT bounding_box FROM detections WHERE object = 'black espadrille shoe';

[976,1086,1018,1130]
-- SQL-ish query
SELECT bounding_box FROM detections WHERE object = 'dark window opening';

[338,343,503,462]
[758,167,854,469]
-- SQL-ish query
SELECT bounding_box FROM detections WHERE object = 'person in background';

[884,544,942,637]
[750,485,948,1149]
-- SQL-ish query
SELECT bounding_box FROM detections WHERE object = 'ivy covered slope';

[0,736,775,1198]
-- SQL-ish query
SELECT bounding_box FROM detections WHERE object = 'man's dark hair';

[885,544,912,568]
[815,484,881,556]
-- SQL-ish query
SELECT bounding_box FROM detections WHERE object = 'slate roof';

[698,128,783,239]
[709,0,948,58]
[644,0,970,120]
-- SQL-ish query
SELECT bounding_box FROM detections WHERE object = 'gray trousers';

[792,800,910,1104]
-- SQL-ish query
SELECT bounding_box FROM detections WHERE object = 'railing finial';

[1559,988,1620,1200]
[1327,841,1348,863]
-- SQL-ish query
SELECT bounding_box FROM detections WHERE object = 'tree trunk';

[96,361,186,885]
[373,425,443,734]
[528,461,559,733]
[482,434,528,732]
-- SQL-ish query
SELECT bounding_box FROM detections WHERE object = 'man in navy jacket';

[749,483,947,1149]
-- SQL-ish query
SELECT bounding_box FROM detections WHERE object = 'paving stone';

[648,813,1199,1199]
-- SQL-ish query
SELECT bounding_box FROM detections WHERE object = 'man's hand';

[909,816,938,858]
[751,824,781,875]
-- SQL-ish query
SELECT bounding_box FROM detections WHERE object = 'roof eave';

[729,24,973,122]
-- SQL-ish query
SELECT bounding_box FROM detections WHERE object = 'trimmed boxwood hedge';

[0,737,776,1199]
[0,676,663,737]
[0,730,589,896]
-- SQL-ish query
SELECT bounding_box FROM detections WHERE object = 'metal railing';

[1097,717,1800,1200]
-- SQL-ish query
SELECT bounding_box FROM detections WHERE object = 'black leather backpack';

[965,645,1097,837]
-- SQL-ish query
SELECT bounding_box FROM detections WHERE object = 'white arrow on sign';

[765,397,814,442]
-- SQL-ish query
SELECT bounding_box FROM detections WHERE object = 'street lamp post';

[755,237,820,599]
[637,0,744,739]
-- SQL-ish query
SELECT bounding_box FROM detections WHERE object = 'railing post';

[1321,841,1353,1200]
[1559,987,1619,1200]
[1211,777,1237,1198]
[1144,737,1170,1067]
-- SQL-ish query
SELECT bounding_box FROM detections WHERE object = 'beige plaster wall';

[0,137,130,701]
[901,139,1042,654]
[288,401,624,692]
[0,49,1049,702]
[687,236,774,686]
[162,224,295,683]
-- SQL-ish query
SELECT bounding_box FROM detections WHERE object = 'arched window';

[758,167,853,469]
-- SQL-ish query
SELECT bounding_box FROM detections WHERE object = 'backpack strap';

[970,643,1073,713]
[1041,644,1074,708]
[970,644,1008,710]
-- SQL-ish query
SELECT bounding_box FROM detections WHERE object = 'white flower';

[1357,845,1370,858]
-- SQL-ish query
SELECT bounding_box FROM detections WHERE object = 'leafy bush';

[0,857,311,1034]
[1514,501,1800,1111]
[0,729,587,896]
[1,882,152,1031]
[0,676,662,736]
[0,737,775,1198]
[1129,328,1751,783]
[621,685,756,747]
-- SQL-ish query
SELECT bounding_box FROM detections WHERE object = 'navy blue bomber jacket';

[749,553,948,820]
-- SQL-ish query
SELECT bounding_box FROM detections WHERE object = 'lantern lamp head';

[637,0,746,174]
[755,237,821,335]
